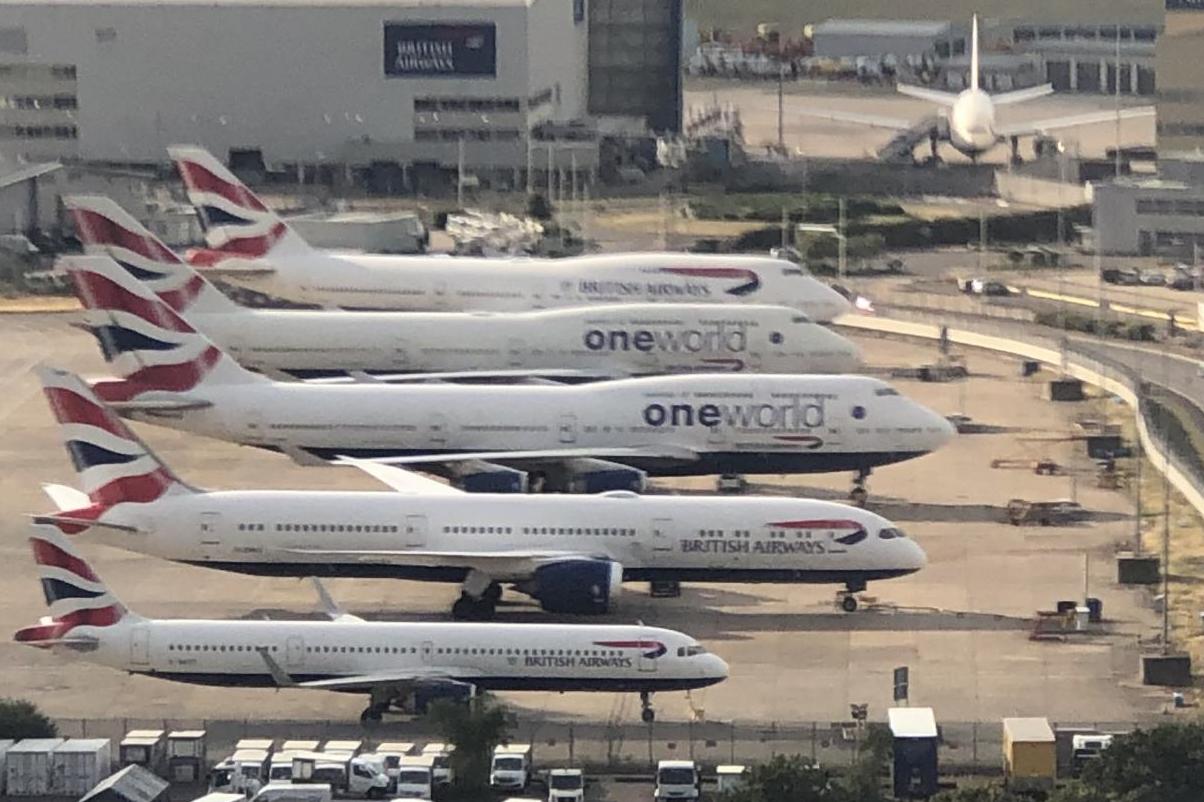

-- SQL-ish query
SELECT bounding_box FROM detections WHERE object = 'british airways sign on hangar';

[384,23,497,77]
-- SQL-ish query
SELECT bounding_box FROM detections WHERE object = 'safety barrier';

[837,314,1204,523]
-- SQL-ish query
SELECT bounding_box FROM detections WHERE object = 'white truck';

[421,744,454,786]
[210,749,269,794]
[490,744,533,791]
[371,742,416,792]
[547,768,584,802]
[251,782,334,802]
[393,755,435,800]
[654,760,699,802]
[292,751,390,799]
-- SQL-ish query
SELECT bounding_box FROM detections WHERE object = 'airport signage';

[384,23,497,77]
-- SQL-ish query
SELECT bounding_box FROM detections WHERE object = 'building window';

[574,0,585,24]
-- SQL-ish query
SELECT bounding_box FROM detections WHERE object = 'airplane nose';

[813,327,862,372]
[906,539,928,572]
[703,653,730,681]
[927,408,957,448]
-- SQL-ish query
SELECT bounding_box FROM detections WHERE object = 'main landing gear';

[360,687,396,725]
[1009,135,1023,166]
[452,577,502,621]
[850,468,871,507]
[640,691,656,723]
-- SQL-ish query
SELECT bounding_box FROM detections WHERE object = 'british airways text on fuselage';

[641,396,831,429]
[576,280,714,298]
[584,321,747,354]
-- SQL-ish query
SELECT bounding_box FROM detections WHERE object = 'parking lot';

[0,312,1170,730]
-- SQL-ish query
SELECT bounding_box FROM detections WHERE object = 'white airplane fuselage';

[123,303,859,377]
[947,88,999,157]
[90,491,927,586]
[209,251,852,323]
[118,374,956,476]
[48,618,727,693]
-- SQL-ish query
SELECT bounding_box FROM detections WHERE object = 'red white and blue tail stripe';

[39,366,186,514]
[168,145,306,260]
[15,524,134,647]
[63,195,236,315]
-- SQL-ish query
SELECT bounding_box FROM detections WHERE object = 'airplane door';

[404,515,427,547]
[286,636,305,668]
[130,625,150,667]
[199,512,221,556]
[636,629,657,673]
[428,414,448,446]
[420,641,434,665]
[651,518,673,552]
[558,414,577,444]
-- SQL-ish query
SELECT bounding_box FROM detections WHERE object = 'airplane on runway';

[799,15,1155,163]
[16,524,726,723]
[164,145,851,322]
[36,366,926,616]
[60,197,861,378]
[68,263,955,499]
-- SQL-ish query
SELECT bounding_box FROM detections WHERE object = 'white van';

[490,744,532,791]
[394,756,435,800]
[251,782,334,802]
[654,760,699,802]
[421,744,454,786]
[547,769,584,802]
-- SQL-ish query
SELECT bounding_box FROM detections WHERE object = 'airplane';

[800,15,1155,163]
[15,523,727,723]
[68,261,956,499]
[164,145,852,322]
[59,197,861,378]
[36,366,927,617]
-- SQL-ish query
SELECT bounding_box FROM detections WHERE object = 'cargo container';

[1003,717,1056,791]
[889,708,939,799]
[282,741,323,753]
[53,738,113,795]
[0,739,14,794]
[121,730,166,771]
[79,763,169,802]
[167,730,206,783]
[323,740,364,757]
[6,738,66,796]
[237,739,276,753]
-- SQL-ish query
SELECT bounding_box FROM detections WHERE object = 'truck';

[654,760,700,802]
[268,751,303,782]
[421,744,454,786]
[393,755,435,800]
[373,741,416,789]
[547,768,584,802]
[251,782,334,802]
[490,744,533,791]
[210,749,269,794]
[292,751,390,799]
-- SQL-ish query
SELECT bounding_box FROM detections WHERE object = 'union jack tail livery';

[38,365,192,523]
[168,144,309,261]
[15,523,137,647]
[63,254,267,401]
[63,195,237,315]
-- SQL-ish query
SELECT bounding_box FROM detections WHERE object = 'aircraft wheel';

[850,487,868,507]
[360,706,383,725]
[840,594,859,613]
[451,596,475,621]
[483,582,503,603]
[641,707,656,724]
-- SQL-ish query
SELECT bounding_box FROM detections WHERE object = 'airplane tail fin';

[63,195,238,315]
[167,144,310,261]
[15,523,138,647]
[63,253,269,400]
[37,365,192,517]
[970,14,980,91]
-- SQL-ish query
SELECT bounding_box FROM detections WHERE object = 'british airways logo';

[583,321,747,356]
[642,397,829,431]
[575,267,763,300]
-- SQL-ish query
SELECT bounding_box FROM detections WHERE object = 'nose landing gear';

[850,468,871,506]
[837,579,867,613]
[640,691,656,723]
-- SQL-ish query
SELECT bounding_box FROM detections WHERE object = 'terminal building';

[0,0,682,192]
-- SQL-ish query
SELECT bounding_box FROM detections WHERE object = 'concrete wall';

[1157,11,1204,152]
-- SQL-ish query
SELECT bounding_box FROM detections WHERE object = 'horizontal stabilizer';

[105,397,214,413]
[41,483,90,512]
[29,513,143,534]
[796,108,914,131]
[896,84,959,106]
[991,83,1054,106]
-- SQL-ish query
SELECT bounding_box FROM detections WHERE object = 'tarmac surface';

[685,81,1156,163]
[0,312,1171,728]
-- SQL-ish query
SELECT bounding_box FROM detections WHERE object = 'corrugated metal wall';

[588,0,683,133]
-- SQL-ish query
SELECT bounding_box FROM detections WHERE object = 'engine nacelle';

[445,460,529,493]
[542,458,647,494]
[526,559,623,615]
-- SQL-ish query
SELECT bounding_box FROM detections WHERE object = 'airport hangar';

[0,0,682,192]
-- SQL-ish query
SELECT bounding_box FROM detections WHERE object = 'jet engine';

[523,559,623,614]
[540,458,647,494]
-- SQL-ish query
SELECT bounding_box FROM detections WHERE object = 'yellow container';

[1002,718,1056,790]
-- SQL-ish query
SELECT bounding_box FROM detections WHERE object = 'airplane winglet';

[310,577,364,623]
[257,646,297,689]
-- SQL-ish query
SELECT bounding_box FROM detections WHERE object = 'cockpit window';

[875,388,900,396]
[781,266,811,276]
[791,314,812,324]
[834,529,868,546]
[878,528,906,539]
[676,644,707,657]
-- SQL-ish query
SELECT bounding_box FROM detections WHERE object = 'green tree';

[1079,723,1204,802]
[834,726,891,802]
[933,786,1026,802]
[526,193,554,221]
[0,698,56,739]
[720,754,834,802]
[425,693,515,795]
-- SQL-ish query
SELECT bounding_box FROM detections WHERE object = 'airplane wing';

[352,444,700,467]
[991,83,1055,106]
[796,108,915,132]
[304,368,617,385]
[896,84,959,106]
[996,106,1155,138]
[256,648,478,691]
[283,548,597,581]
[334,457,464,495]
